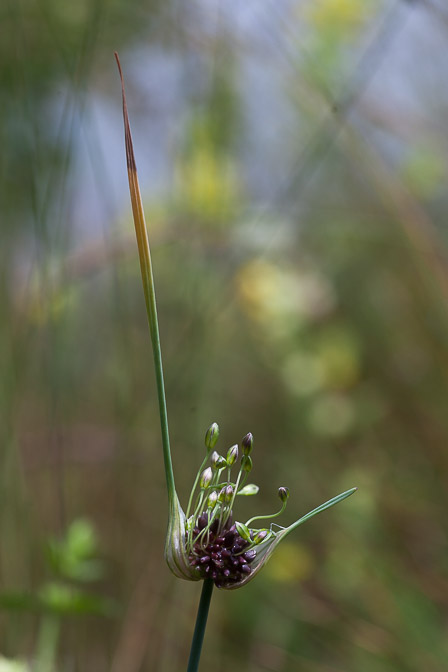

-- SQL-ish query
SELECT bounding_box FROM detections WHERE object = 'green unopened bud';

[211,451,226,470]
[226,444,238,466]
[207,490,218,508]
[241,432,253,456]
[235,521,251,542]
[278,486,289,503]
[218,486,227,503]
[205,422,220,452]
[241,455,253,473]
[254,530,268,544]
[199,467,213,489]
[225,485,234,503]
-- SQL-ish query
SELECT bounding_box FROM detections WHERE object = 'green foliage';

[37,583,115,617]
[0,519,115,670]
[46,518,104,582]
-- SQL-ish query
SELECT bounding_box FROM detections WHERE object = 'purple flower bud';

[278,486,289,503]
[209,519,219,534]
[254,530,268,544]
[197,514,208,530]
[223,530,236,547]
[241,432,253,456]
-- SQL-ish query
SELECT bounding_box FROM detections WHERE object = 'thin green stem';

[186,454,210,519]
[282,487,358,538]
[140,237,175,503]
[227,468,242,514]
[187,579,214,672]
[245,500,287,527]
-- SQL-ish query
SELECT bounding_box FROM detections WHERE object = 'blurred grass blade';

[115,52,175,503]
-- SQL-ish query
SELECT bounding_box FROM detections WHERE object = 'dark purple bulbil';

[188,513,256,588]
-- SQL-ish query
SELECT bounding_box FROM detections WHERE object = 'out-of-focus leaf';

[66,519,97,559]
[38,582,118,617]
[45,519,104,582]
[0,592,39,612]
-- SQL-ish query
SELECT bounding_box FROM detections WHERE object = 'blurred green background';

[1,0,448,670]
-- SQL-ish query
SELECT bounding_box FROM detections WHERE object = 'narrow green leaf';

[283,487,358,536]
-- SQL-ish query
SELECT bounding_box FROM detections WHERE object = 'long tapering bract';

[115,52,176,504]
[223,486,357,590]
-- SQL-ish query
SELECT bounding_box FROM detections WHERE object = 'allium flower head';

[165,423,356,590]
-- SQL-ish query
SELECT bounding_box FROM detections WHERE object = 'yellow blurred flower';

[263,541,313,584]
[176,135,238,223]
[305,0,371,35]
[236,259,335,330]
[316,327,360,389]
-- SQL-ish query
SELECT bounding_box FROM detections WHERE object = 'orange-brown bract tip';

[114,53,137,174]
[114,52,123,79]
